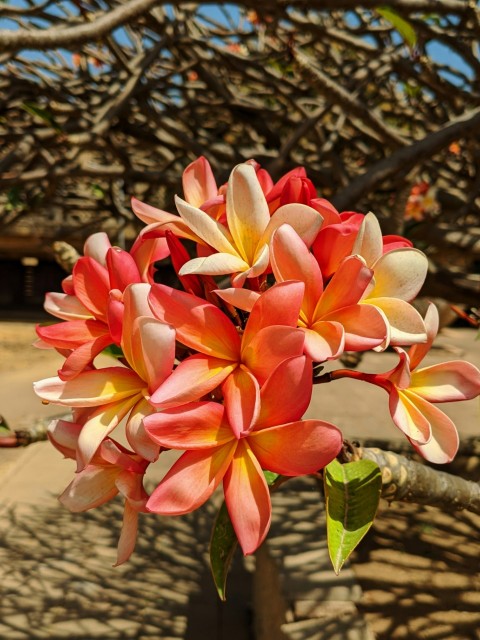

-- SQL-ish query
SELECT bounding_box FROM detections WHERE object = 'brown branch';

[358,446,480,516]
[332,106,480,210]
[0,0,161,52]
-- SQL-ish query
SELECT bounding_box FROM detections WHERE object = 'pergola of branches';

[1,1,480,301]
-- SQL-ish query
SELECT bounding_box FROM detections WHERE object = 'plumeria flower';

[217,224,387,363]
[148,280,307,436]
[37,233,167,380]
[144,355,342,554]
[351,212,428,346]
[330,304,480,463]
[174,163,323,287]
[48,419,149,565]
[34,284,175,467]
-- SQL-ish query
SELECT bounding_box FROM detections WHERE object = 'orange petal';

[248,419,342,475]
[223,439,271,555]
[147,443,236,514]
[223,366,260,437]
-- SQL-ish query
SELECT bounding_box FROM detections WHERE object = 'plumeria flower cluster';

[34,157,480,564]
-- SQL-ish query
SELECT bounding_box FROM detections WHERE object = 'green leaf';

[324,458,382,574]
[21,101,62,133]
[263,470,280,485]
[101,344,124,359]
[209,502,238,601]
[377,6,417,49]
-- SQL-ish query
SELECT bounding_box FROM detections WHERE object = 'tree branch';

[0,0,160,52]
[358,446,480,516]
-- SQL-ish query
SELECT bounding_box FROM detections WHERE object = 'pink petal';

[34,367,144,407]
[214,287,260,312]
[59,333,114,380]
[47,419,81,459]
[407,403,459,464]
[182,156,218,207]
[44,292,92,320]
[367,297,426,346]
[106,247,142,291]
[150,354,237,408]
[389,388,431,444]
[72,257,111,322]
[223,366,260,437]
[130,234,170,283]
[179,252,248,277]
[411,361,480,402]
[304,322,345,362]
[175,195,236,253]
[249,419,342,475]
[224,439,271,555]
[256,355,313,428]
[147,443,237,514]
[76,395,141,469]
[371,248,428,301]
[59,466,120,512]
[408,302,438,369]
[242,281,305,349]
[144,401,232,448]
[263,203,323,247]
[121,283,153,367]
[125,397,161,462]
[149,284,241,360]
[352,212,382,267]
[129,317,175,391]
[114,501,140,566]
[226,163,270,264]
[270,224,323,320]
[316,256,373,317]
[242,325,305,385]
[36,319,107,349]
[322,304,387,352]
[84,232,111,265]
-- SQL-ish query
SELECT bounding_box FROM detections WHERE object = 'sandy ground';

[0,319,479,639]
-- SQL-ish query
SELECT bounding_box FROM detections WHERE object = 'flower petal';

[303,322,345,362]
[389,388,431,444]
[214,287,260,312]
[76,395,140,468]
[223,366,260,437]
[150,354,237,408]
[407,403,459,464]
[147,443,237,514]
[242,326,305,385]
[271,224,323,321]
[226,163,270,264]
[59,466,120,512]
[175,195,236,254]
[352,211,382,267]
[263,203,323,247]
[322,304,387,352]
[114,501,140,566]
[316,256,372,317]
[72,257,110,322]
[408,302,438,369]
[130,317,175,392]
[44,292,92,320]
[371,248,428,300]
[125,397,160,462]
[367,297,426,345]
[249,419,342,475]
[224,439,271,555]
[242,281,305,349]
[144,401,232,448]
[34,367,144,407]
[179,252,249,277]
[256,355,313,428]
[149,284,241,359]
[182,156,218,207]
[411,361,480,402]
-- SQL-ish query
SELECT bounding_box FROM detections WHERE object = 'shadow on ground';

[0,490,253,640]
[353,496,480,640]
